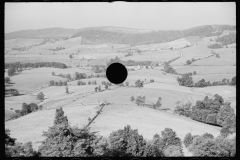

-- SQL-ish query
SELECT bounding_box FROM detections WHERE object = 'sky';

[5,2,236,33]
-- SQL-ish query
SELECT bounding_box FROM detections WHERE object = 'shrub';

[49,80,54,86]
[5,77,10,84]
[52,72,55,76]
[130,96,135,102]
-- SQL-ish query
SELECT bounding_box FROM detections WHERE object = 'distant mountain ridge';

[5,25,236,45]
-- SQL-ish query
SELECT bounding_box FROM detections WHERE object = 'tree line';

[174,94,236,138]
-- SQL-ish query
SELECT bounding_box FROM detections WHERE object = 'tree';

[66,86,69,94]
[205,113,217,125]
[49,80,54,86]
[186,60,191,65]
[95,87,98,92]
[108,125,147,156]
[135,96,146,106]
[5,77,10,84]
[221,116,236,138]
[135,79,143,88]
[183,133,193,147]
[98,86,101,91]
[154,97,162,109]
[39,105,43,110]
[163,145,184,157]
[216,103,234,126]
[105,85,108,90]
[37,92,44,101]
[231,76,236,85]
[63,81,67,86]
[193,71,197,75]
[8,68,16,77]
[58,80,63,86]
[28,103,38,112]
[130,96,135,102]
[52,72,55,76]
[125,81,129,87]
[54,81,59,86]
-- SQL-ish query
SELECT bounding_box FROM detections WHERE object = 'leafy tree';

[177,73,194,87]
[59,80,63,86]
[130,96,135,102]
[206,113,217,125]
[37,92,44,101]
[52,72,55,76]
[163,145,184,157]
[154,97,162,109]
[186,60,191,65]
[8,68,16,77]
[39,105,43,110]
[49,80,54,86]
[125,81,129,87]
[63,81,67,86]
[183,133,193,147]
[143,141,162,157]
[202,133,214,139]
[108,125,147,157]
[105,85,108,90]
[28,103,38,112]
[88,81,92,85]
[216,103,234,126]
[160,128,182,151]
[66,86,69,94]
[135,79,144,88]
[135,96,146,106]
[193,71,197,75]
[95,87,98,92]
[5,77,10,84]
[231,76,236,85]
[220,115,236,138]
[54,81,59,86]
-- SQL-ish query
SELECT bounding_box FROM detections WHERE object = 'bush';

[49,80,54,86]
[52,72,55,76]
[135,79,144,88]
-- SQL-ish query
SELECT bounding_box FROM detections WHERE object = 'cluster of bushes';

[194,76,236,87]
[177,74,235,87]
[216,33,236,46]
[174,95,236,137]
[208,43,222,49]
[150,79,154,83]
[49,80,68,86]
[5,62,67,69]
[163,63,177,74]
[92,65,106,73]
[185,58,197,65]
[183,132,235,157]
[10,103,42,120]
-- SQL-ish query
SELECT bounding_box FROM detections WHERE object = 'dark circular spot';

[106,63,128,84]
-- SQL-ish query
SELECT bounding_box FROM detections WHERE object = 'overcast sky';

[5,2,236,33]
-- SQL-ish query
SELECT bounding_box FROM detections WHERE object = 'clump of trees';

[5,62,67,69]
[174,101,192,117]
[188,133,235,157]
[7,68,16,77]
[208,43,222,49]
[177,73,194,87]
[77,80,86,86]
[185,58,196,65]
[216,33,236,45]
[10,103,39,120]
[49,80,67,86]
[163,63,177,74]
